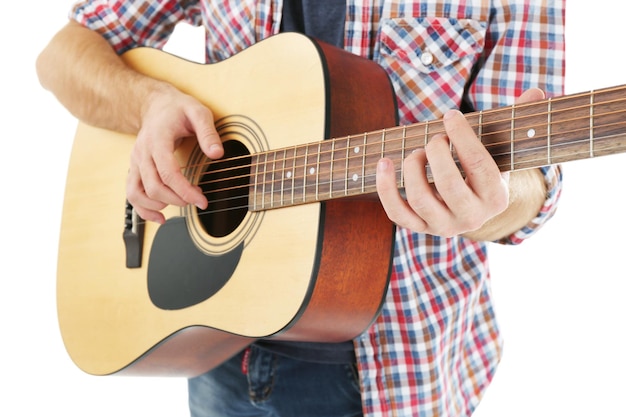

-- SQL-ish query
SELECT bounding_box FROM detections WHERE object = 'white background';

[3,1,625,415]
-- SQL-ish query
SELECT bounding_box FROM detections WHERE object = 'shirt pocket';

[376,17,487,122]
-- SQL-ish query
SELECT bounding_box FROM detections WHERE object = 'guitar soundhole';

[197,140,251,238]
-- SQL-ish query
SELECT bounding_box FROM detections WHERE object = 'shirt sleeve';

[69,0,203,54]
[497,165,563,245]
[465,1,566,245]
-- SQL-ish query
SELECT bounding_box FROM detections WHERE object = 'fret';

[346,134,366,196]
[252,154,261,211]
[269,151,277,207]
[279,148,287,206]
[590,90,595,158]
[315,141,321,201]
[330,136,348,196]
[329,138,336,199]
[361,132,368,194]
[547,98,552,164]
[269,150,277,208]
[305,143,318,203]
[550,91,590,164]
[376,125,405,190]
[289,145,297,205]
[317,140,333,201]
[261,151,269,209]
[304,143,320,203]
[590,87,626,158]
[510,104,515,171]
[400,126,406,188]
[364,130,383,193]
[344,135,351,196]
[504,101,550,171]
[303,146,309,203]
[481,108,512,171]
[467,110,484,171]
[292,144,307,205]
[424,120,434,183]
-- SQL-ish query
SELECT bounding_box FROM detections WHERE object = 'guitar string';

[177,132,626,218]
[129,88,626,220]
[188,100,626,198]
[194,117,626,213]
[188,123,626,217]
[132,126,626,224]
[130,117,624,226]
[185,92,626,190]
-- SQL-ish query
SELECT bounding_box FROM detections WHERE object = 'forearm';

[462,168,547,242]
[36,20,170,134]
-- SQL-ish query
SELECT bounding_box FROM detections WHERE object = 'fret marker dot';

[527,128,536,138]
[352,174,359,182]
[354,146,360,154]
[309,167,315,175]
[286,171,292,179]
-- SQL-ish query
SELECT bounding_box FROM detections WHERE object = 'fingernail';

[444,109,461,120]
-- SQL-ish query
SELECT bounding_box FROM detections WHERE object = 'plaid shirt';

[70,1,565,415]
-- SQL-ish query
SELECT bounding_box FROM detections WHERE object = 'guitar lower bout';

[56,33,396,376]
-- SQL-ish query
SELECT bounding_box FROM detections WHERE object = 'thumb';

[190,106,223,159]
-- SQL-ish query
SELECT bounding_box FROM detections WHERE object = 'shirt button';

[420,51,434,66]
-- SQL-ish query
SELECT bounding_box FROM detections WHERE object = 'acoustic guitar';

[56,32,626,377]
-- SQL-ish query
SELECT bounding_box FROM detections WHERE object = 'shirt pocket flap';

[379,17,486,72]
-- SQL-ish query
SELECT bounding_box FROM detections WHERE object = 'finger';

[126,168,168,224]
[376,157,427,232]
[423,133,469,203]
[131,201,166,225]
[516,87,545,104]
[441,110,505,205]
[151,148,207,209]
[188,106,223,160]
[131,129,205,209]
[423,134,505,234]
[402,148,451,230]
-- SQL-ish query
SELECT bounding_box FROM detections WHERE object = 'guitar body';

[56,33,397,377]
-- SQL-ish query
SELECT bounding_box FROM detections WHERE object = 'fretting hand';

[375,88,546,238]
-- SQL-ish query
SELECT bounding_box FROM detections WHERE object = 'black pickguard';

[147,216,242,310]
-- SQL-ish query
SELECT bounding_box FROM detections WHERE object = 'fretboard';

[250,84,626,211]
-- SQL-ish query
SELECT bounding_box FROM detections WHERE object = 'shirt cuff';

[497,165,563,245]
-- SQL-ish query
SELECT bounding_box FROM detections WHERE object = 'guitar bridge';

[123,200,145,268]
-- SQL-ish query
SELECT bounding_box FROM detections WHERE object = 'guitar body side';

[56,33,396,377]
[274,40,397,342]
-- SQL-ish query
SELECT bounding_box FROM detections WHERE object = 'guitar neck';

[250,84,626,211]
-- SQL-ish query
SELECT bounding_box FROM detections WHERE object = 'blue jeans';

[188,345,363,417]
